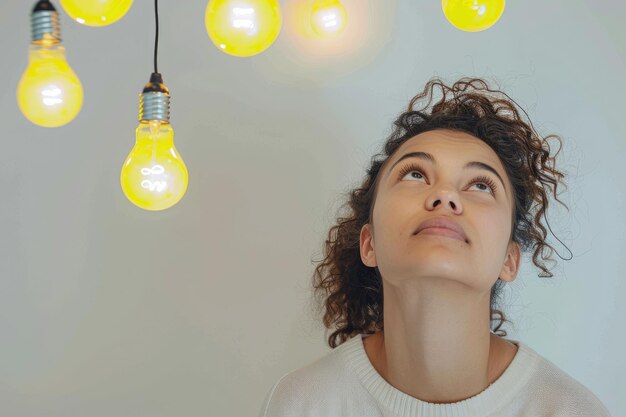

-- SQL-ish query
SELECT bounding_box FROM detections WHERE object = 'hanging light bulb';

[442,0,505,32]
[205,0,282,57]
[120,73,188,211]
[59,0,133,26]
[120,0,188,211]
[16,0,83,128]
[311,0,347,38]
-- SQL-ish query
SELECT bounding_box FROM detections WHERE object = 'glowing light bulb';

[311,0,347,38]
[59,0,133,26]
[205,0,282,57]
[17,1,83,128]
[120,74,188,211]
[442,0,505,32]
[121,121,188,211]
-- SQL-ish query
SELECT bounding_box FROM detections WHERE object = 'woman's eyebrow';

[386,151,507,192]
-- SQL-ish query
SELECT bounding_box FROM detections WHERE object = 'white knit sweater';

[258,333,612,417]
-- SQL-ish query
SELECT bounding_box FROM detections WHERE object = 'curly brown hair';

[311,77,573,349]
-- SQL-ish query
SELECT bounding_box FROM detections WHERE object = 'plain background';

[1,0,624,416]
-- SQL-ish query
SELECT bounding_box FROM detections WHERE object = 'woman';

[258,77,612,417]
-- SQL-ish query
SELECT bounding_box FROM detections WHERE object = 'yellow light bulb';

[59,0,133,26]
[442,0,505,32]
[120,120,188,211]
[16,35,83,128]
[205,0,282,57]
[311,0,347,38]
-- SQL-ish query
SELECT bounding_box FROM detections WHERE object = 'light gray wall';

[0,0,623,416]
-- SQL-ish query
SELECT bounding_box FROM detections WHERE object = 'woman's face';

[360,128,519,293]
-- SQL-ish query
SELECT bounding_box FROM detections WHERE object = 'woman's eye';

[401,170,425,181]
[397,164,496,195]
[397,163,428,182]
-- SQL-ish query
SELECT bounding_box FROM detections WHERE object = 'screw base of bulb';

[139,73,171,122]
[31,4,60,43]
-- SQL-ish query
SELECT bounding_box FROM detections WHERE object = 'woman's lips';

[417,227,466,242]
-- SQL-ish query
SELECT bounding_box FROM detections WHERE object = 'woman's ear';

[360,224,377,268]
[499,241,521,283]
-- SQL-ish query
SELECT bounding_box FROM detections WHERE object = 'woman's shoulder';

[272,335,360,390]
[518,342,613,416]
[258,335,372,417]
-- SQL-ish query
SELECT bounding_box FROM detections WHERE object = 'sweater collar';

[341,333,538,417]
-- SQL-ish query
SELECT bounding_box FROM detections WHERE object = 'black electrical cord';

[154,0,159,74]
